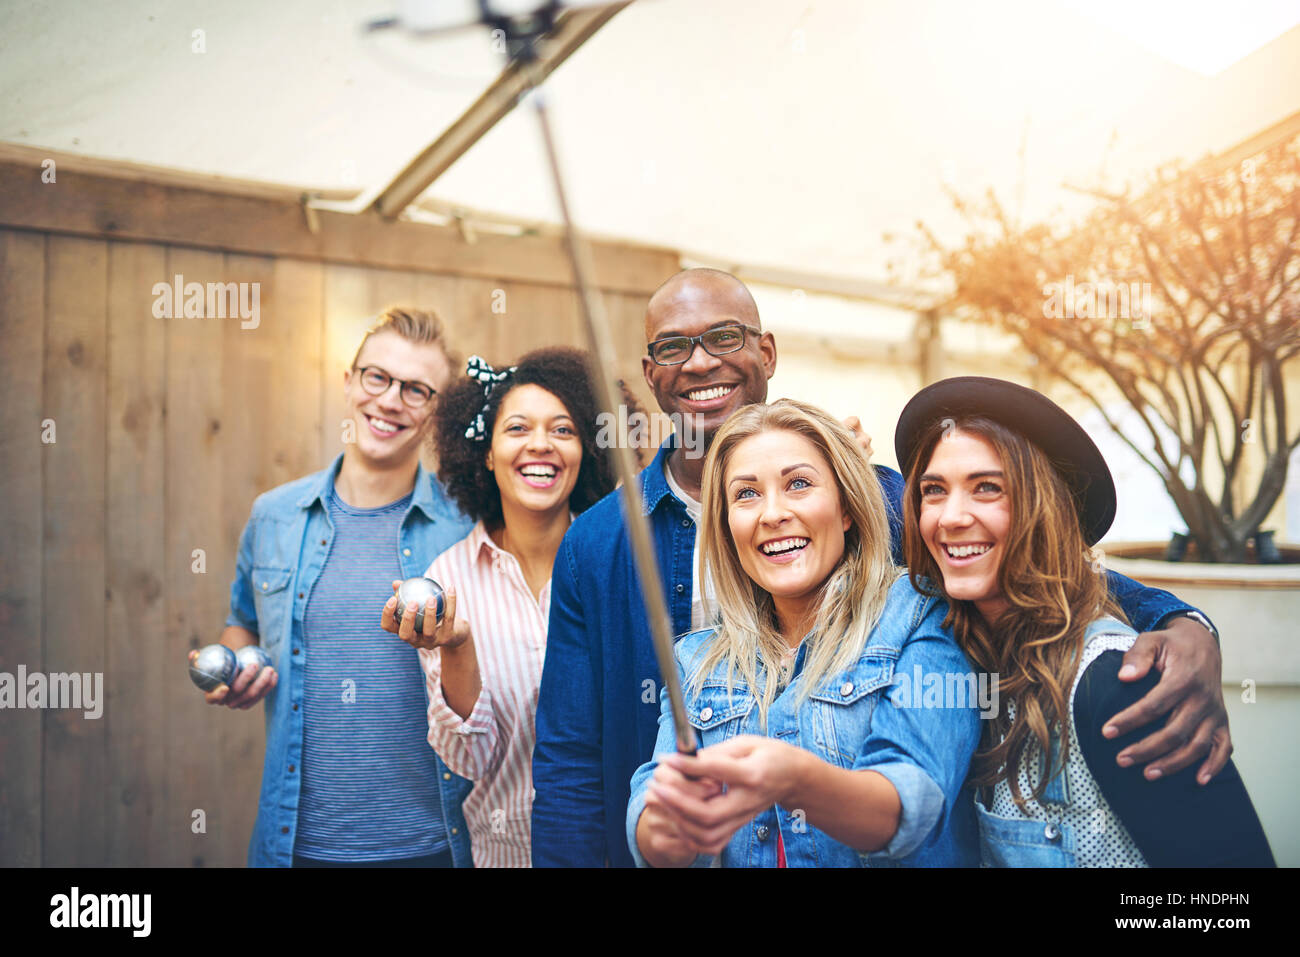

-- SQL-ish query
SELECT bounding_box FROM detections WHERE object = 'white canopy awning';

[4,0,1298,283]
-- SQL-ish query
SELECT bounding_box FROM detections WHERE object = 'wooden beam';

[370,3,632,220]
[0,148,678,296]
[0,142,360,204]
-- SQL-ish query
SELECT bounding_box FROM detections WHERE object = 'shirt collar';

[469,520,500,563]
[296,453,345,509]
[471,514,577,563]
[641,437,688,516]
[408,458,444,521]
[295,452,439,519]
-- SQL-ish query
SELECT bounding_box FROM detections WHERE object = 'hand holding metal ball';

[393,576,446,633]
[189,643,275,709]
[235,644,273,676]
[188,644,239,692]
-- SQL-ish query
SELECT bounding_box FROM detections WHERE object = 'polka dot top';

[987,618,1149,867]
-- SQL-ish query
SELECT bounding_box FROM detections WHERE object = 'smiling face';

[343,330,452,468]
[918,430,1013,622]
[724,429,851,634]
[486,383,584,521]
[642,273,776,444]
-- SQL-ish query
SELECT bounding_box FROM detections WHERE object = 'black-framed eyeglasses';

[354,366,437,407]
[646,324,762,366]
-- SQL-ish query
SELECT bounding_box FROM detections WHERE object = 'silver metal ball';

[235,644,272,677]
[189,643,239,692]
[393,576,445,633]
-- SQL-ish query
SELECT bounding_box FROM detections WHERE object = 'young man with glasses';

[531,267,1231,868]
[195,306,475,867]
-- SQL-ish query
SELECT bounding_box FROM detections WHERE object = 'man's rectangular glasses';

[355,366,437,407]
[647,324,761,366]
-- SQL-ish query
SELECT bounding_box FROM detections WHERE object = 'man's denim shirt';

[225,453,475,867]
[533,438,1206,868]
[627,575,982,868]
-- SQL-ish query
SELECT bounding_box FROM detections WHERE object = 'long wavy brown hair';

[902,415,1125,811]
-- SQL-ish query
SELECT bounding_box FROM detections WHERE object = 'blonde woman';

[627,399,982,867]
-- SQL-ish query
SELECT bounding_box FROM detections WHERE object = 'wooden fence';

[0,146,677,865]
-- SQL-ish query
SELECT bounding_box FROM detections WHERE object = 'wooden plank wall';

[0,152,675,866]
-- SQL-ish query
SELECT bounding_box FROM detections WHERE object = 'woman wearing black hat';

[896,377,1274,867]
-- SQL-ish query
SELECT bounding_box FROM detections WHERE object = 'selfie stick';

[522,78,696,754]
[494,6,697,754]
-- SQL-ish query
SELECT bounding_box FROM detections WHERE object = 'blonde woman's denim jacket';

[627,574,982,867]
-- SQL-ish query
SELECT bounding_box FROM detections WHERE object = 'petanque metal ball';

[394,576,445,633]
[189,643,239,692]
[235,644,273,677]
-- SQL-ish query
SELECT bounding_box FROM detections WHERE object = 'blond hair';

[350,305,454,370]
[691,399,897,724]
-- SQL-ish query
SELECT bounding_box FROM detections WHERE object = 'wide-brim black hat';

[894,376,1117,546]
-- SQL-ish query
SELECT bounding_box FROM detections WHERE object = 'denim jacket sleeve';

[856,593,982,863]
[226,510,259,635]
[627,646,713,869]
[1104,568,1213,637]
[532,531,607,867]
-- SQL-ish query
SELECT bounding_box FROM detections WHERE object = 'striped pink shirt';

[420,521,550,868]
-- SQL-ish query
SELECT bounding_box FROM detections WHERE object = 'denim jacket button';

[681,519,691,528]
[1044,823,1061,842]
[840,681,854,697]
[443,772,452,781]
[699,706,713,722]
[675,583,685,594]
[756,825,770,841]
[403,548,411,557]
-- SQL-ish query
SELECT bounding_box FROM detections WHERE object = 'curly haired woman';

[381,346,627,866]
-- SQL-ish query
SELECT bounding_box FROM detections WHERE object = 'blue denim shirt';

[627,575,982,867]
[533,439,1205,868]
[226,453,475,867]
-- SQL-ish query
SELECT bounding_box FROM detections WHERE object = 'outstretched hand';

[637,759,725,867]
[649,735,807,858]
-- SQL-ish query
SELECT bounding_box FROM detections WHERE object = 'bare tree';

[914,136,1300,562]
